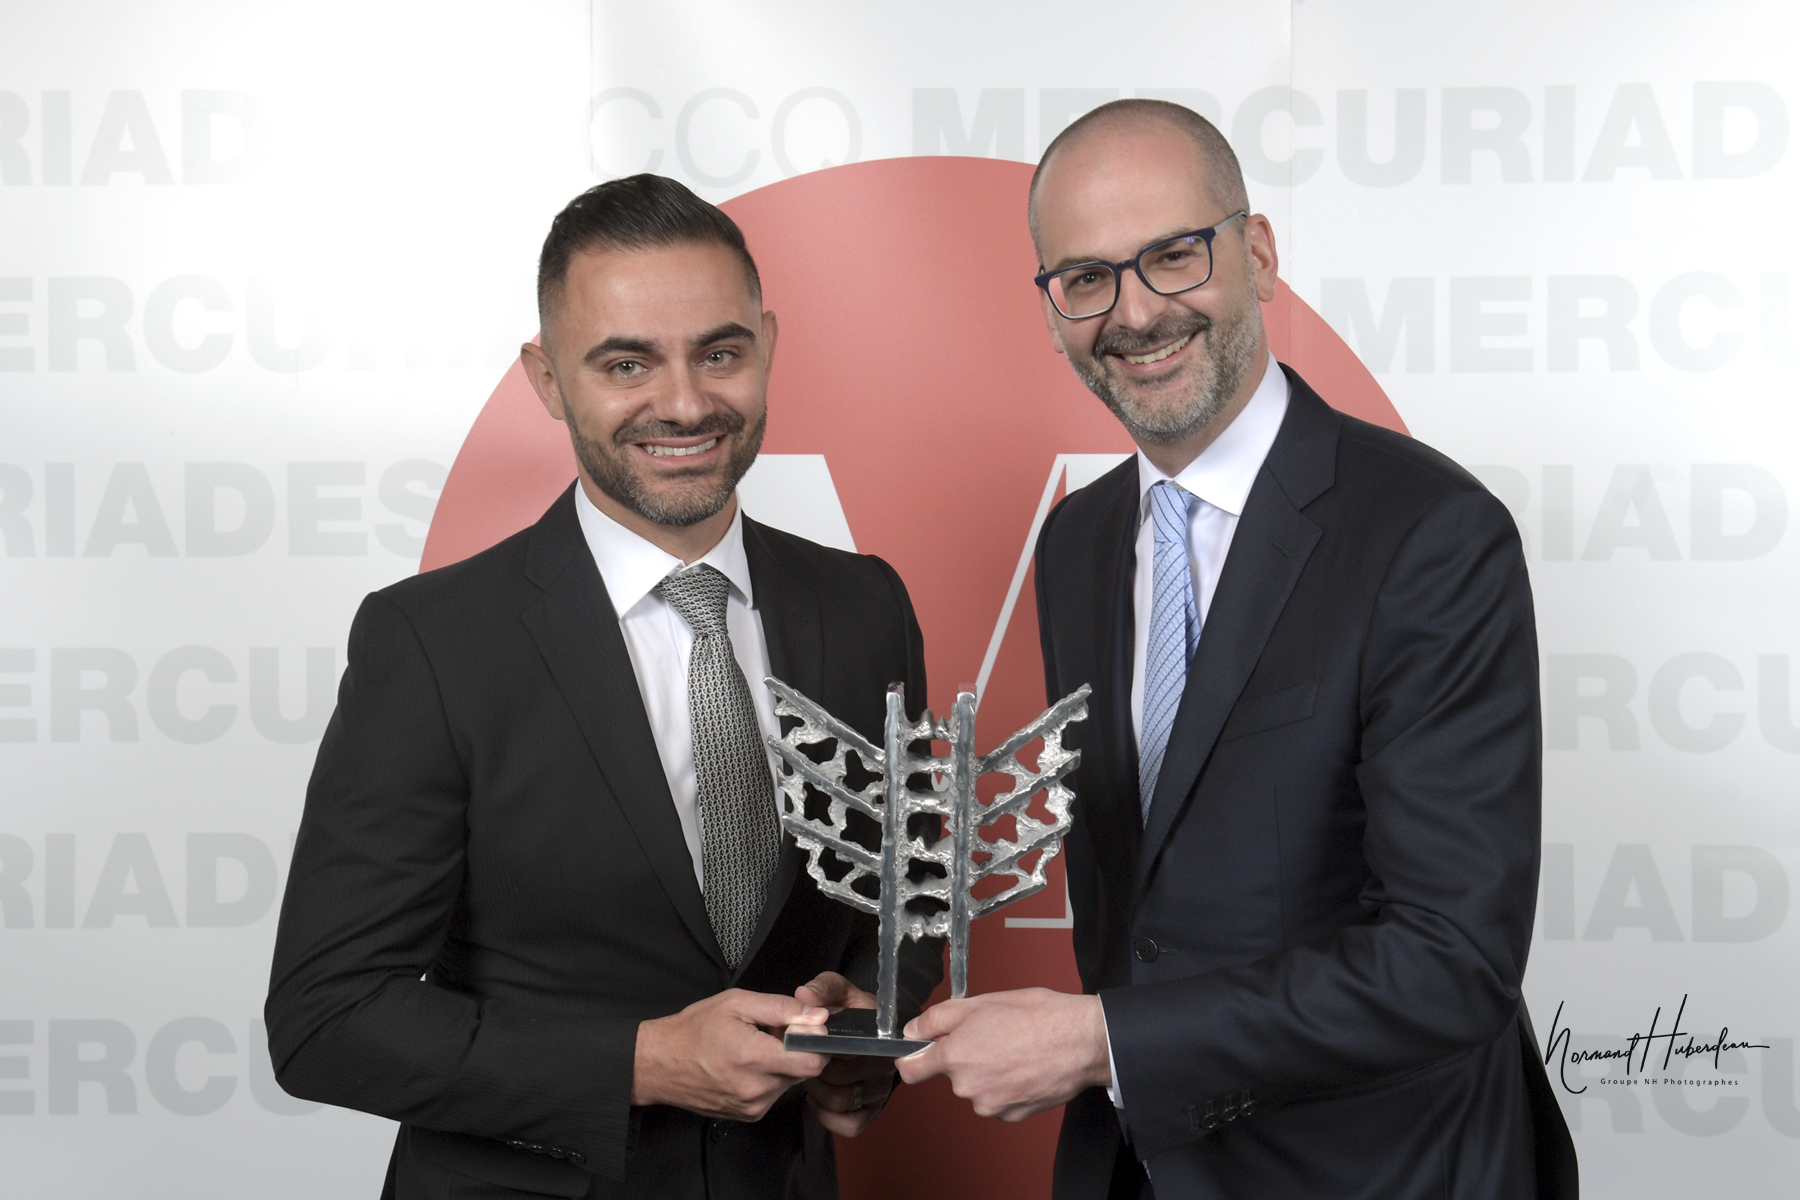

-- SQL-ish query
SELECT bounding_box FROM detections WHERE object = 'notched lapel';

[1083,474,1145,894]
[520,491,726,969]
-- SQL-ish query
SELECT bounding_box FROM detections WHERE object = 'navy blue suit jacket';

[1034,368,1576,1200]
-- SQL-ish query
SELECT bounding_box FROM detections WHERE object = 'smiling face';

[521,239,776,557]
[1032,118,1278,469]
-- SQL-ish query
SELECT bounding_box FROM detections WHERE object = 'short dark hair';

[1028,99,1250,248]
[536,174,762,338]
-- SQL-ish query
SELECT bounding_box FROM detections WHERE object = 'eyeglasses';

[1034,211,1249,320]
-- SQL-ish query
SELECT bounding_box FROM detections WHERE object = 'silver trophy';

[766,677,1090,1056]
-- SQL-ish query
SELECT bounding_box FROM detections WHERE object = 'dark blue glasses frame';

[1034,210,1249,320]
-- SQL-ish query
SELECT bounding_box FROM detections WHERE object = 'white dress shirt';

[1106,353,1290,1110]
[1128,354,1291,744]
[573,487,781,890]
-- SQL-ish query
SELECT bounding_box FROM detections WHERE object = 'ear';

[1245,214,1280,304]
[760,309,780,373]
[519,338,566,421]
[1038,292,1068,356]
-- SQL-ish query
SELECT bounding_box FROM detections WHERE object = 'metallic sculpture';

[767,677,1090,1056]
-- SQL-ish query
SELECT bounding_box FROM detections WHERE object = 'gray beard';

[565,403,766,528]
[1071,272,1261,446]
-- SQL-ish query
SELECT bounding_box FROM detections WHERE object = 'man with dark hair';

[267,174,939,1199]
[900,101,1576,1199]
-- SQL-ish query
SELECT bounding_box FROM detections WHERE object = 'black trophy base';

[783,1008,932,1057]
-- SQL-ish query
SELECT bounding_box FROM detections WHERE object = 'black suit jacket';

[1035,368,1576,1200]
[266,486,940,1200]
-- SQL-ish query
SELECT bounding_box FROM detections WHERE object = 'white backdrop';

[2,1,1796,1196]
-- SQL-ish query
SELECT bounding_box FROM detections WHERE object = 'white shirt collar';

[572,485,756,618]
[1135,353,1290,521]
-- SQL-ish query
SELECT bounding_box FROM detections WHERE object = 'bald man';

[899,101,1576,1200]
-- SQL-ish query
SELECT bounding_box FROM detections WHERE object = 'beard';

[565,403,766,528]
[1069,264,1262,446]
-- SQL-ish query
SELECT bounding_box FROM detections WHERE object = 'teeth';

[645,438,718,458]
[1123,334,1192,365]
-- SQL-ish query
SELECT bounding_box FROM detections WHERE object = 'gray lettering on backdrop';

[146,646,237,744]
[0,833,285,928]
[1450,276,1533,371]
[143,274,233,373]
[84,833,179,929]
[1441,87,1534,183]
[375,460,449,556]
[1692,847,1790,943]
[0,464,31,554]
[1584,83,1684,181]
[84,463,179,557]
[1693,82,1790,178]
[185,462,277,557]
[1546,654,1640,750]
[245,277,328,372]
[1336,89,1427,187]
[1582,465,1680,561]
[286,462,366,555]
[1319,278,1433,372]
[48,277,134,370]
[50,648,138,742]
[1759,656,1800,752]
[48,1020,137,1114]
[0,836,32,929]
[0,276,29,370]
[1233,86,1324,186]
[1538,845,1789,943]
[80,91,174,186]
[1548,276,1640,371]
[912,89,1025,158]
[0,1020,31,1114]
[770,88,860,177]
[1584,844,1685,942]
[185,833,278,927]
[144,1017,236,1116]
[0,649,33,743]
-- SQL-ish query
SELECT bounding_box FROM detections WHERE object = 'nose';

[648,361,711,427]
[1110,265,1171,332]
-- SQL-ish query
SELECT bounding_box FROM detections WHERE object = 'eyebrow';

[580,322,758,367]
[1046,227,1208,273]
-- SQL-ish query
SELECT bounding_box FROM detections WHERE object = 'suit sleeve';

[1103,489,1542,1158]
[835,554,944,1019]
[265,590,636,1179]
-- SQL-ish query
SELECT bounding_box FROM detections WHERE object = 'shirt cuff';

[1099,994,1124,1109]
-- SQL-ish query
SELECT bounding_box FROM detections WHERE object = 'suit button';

[1132,937,1159,963]
[708,1120,728,1143]
[547,1147,566,1159]
[566,1151,586,1166]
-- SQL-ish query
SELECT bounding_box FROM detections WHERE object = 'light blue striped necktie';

[1139,481,1201,823]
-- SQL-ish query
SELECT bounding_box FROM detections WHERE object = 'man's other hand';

[895,988,1111,1122]
[794,971,896,1138]
[632,990,828,1120]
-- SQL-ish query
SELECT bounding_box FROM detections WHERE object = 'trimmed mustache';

[612,410,746,448]
[1093,313,1210,359]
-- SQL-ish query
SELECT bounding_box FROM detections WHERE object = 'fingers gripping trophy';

[765,677,1091,1056]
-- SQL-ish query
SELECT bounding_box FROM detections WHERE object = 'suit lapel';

[735,516,819,977]
[1084,468,1145,898]
[1137,373,1339,888]
[519,487,727,969]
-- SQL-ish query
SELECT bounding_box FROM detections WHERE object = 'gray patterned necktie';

[656,564,779,969]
